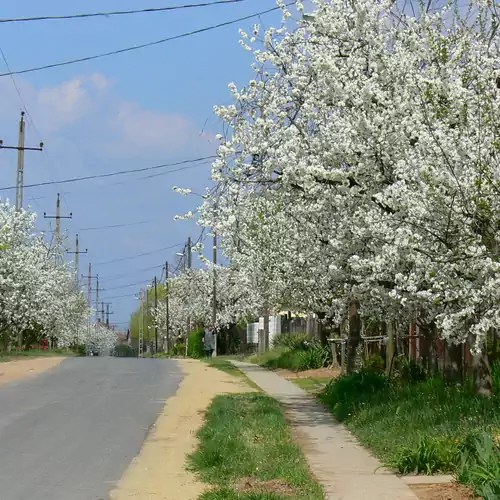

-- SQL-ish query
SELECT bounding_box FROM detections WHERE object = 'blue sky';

[0,0,289,329]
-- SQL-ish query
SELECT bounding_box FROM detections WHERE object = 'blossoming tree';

[186,0,500,393]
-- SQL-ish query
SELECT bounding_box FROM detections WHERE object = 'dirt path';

[109,359,254,500]
[0,357,65,385]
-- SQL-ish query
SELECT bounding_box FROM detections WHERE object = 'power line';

[0,4,288,77]
[99,264,165,282]
[0,156,215,192]
[95,242,183,265]
[0,1,245,23]
[100,291,140,300]
[79,220,156,232]
[104,280,151,291]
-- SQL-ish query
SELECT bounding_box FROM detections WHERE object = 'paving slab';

[232,360,419,500]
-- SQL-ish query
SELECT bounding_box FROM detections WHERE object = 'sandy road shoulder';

[110,359,254,500]
[0,357,65,385]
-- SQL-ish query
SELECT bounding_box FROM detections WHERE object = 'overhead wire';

[95,242,183,265]
[99,264,165,282]
[0,1,245,23]
[0,156,216,191]
[79,220,157,232]
[0,4,290,77]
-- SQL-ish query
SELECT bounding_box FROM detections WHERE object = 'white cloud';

[114,102,194,152]
[0,72,213,158]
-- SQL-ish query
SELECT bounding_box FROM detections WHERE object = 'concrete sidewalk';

[232,361,419,500]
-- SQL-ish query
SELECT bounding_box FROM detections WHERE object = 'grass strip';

[202,358,262,391]
[188,393,324,500]
[0,349,76,362]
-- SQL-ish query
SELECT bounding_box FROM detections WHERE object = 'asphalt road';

[0,356,183,500]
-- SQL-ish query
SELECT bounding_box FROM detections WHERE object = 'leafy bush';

[251,339,332,371]
[113,344,137,357]
[389,436,460,474]
[272,332,309,350]
[75,344,86,357]
[398,359,428,384]
[170,343,185,356]
[296,342,332,370]
[321,369,390,421]
[187,328,205,359]
[364,354,385,373]
[458,432,500,500]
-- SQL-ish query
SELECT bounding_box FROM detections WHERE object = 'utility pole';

[44,193,72,248]
[100,302,113,327]
[185,237,192,356]
[0,111,44,212]
[165,261,170,353]
[95,275,100,322]
[138,289,144,358]
[105,303,114,327]
[145,288,150,352]
[87,263,92,311]
[212,232,218,357]
[67,233,87,288]
[153,276,158,354]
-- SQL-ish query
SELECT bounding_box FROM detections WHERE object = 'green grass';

[292,377,332,394]
[320,369,500,498]
[246,337,332,372]
[203,358,262,391]
[0,349,76,362]
[189,393,324,500]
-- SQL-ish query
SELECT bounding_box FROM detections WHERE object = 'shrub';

[364,354,385,373]
[187,328,205,359]
[296,342,332,370]
[75,344,86,357]
[321,369,390,421]
[272,332,310,350]
[398,359,428,384]
[389,436,460,474]
[170,343,185,356]
[458,432,500,500]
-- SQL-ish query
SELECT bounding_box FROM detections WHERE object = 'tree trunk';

[347,298,361,374]
[420,320,437,374]
[2,329,10,353]
[444,341,463,383]
[468,334,492,397]
[385,321,395,376]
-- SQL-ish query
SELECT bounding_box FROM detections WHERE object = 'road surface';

[0,356,182,500]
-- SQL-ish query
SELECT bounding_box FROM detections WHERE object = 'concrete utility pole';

[139,289,144,358]
[212,232,218,357]
[153,276,158,354]
[165,261,170,353]
[67,233,87,288]
[44,193,72,248]
[185,237,192,356]
[95,275,101,322]
[105,303,114,327]
[0,112,44,212]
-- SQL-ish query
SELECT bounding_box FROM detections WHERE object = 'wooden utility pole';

[153,276,158,354]
[44,193,72,247]
[212,232,218,357]
[0,111,43,212]
[67,233,87,288]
